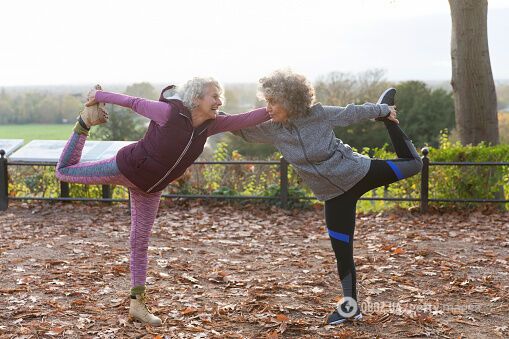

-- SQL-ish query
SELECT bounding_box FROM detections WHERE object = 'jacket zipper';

[292,123,346,193]
[146,113,197,193]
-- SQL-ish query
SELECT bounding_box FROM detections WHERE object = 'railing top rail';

[7,160,281,166]
[7,160,509,166]
[9,161,58,166]
[429,161,509,166]
[193,161,280,165]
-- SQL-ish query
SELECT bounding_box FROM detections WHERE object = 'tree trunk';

[449,0,499,145]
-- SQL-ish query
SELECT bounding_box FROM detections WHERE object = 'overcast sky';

[1,0,508,86]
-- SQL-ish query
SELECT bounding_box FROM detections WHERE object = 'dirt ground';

[0,200,508,338]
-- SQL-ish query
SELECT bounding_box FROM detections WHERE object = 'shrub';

[6,133,508,211]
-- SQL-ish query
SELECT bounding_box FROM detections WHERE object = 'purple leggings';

[56,132,162,288]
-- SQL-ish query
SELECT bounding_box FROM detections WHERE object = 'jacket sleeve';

[207,108,270,136]
[230,120,275,144]
[95,91,172,126]
[323,103,390,127]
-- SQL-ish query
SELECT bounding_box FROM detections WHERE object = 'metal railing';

[1,148,508,212]
[418,147,509,212]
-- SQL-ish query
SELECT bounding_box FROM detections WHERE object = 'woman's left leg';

[325,157,421,324]
[324,192,358,300]
[324,191,363,324]
[128,187,162,289]
[127,187,163,326]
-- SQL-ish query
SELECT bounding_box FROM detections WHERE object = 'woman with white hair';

[55,77,269,325]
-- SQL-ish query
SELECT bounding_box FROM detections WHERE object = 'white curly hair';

[176,77,224,111]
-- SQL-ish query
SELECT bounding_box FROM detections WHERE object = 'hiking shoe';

[375,87,396,121]
[87,84,105,107]
[326,297,363,325]
[80,85,108,128]
[79,105,108,128]
[129,292,162,326]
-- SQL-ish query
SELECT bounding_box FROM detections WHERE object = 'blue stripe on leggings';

[386,160,404,180]
[327,229,350,244]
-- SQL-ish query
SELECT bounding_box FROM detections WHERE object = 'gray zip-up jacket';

[235,102,390,201]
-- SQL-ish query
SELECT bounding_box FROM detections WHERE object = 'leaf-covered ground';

[0,201,508,338]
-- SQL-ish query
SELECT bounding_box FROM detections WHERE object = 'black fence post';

[60,182,69,199]
[102,185,112,200]
[0,150,8,211]
[280,157,289,209]
[420,147,429,213]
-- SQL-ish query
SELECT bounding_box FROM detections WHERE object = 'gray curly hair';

[257,69,315,118]
[176,77,224,111]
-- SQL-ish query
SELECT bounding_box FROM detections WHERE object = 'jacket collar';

[159,85,214,135]
[284,103,323,127]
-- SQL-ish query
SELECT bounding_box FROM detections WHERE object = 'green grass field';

[0,124,75,142]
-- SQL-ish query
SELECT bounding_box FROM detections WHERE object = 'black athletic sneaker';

[326,298,363,325]
[375,87,396,121]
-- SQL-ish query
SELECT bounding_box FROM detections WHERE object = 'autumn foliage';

[1,201,508,338]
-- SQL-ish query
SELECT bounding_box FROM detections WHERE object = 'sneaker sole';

[328,313,363,325]
[376,88,396,105]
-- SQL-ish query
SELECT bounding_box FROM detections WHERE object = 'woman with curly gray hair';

[55,77,270,325]
[235,69,422,325]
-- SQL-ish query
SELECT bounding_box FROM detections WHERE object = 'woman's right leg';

[375,87,422,182]
[55,122,131,187]
[349,122,423,196]
[380,121,423,181]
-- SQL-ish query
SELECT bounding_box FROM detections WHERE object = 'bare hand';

[387,105,399,124]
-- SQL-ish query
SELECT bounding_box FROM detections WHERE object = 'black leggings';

[324,122,422,301]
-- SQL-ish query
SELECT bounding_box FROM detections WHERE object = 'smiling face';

[194,84,223,119]
[266,97,289,123]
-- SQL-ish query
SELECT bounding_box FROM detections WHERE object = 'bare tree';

[449,0,499,145]
[314,69,389,105]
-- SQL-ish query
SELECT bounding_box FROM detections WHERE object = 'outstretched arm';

[324,103,391,127]
[93,91,172,126]
[207,108,270,136]
[228,120,275,144]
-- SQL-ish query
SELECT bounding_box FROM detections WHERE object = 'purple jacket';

[95,89,269,193]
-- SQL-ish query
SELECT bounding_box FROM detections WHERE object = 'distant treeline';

[2,70,508,156]
[0,89,82,124]
[223,70,458,156]
[0,82,259,124]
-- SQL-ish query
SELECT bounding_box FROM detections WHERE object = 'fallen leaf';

[275,314,289,322]
[181,307,199,315]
